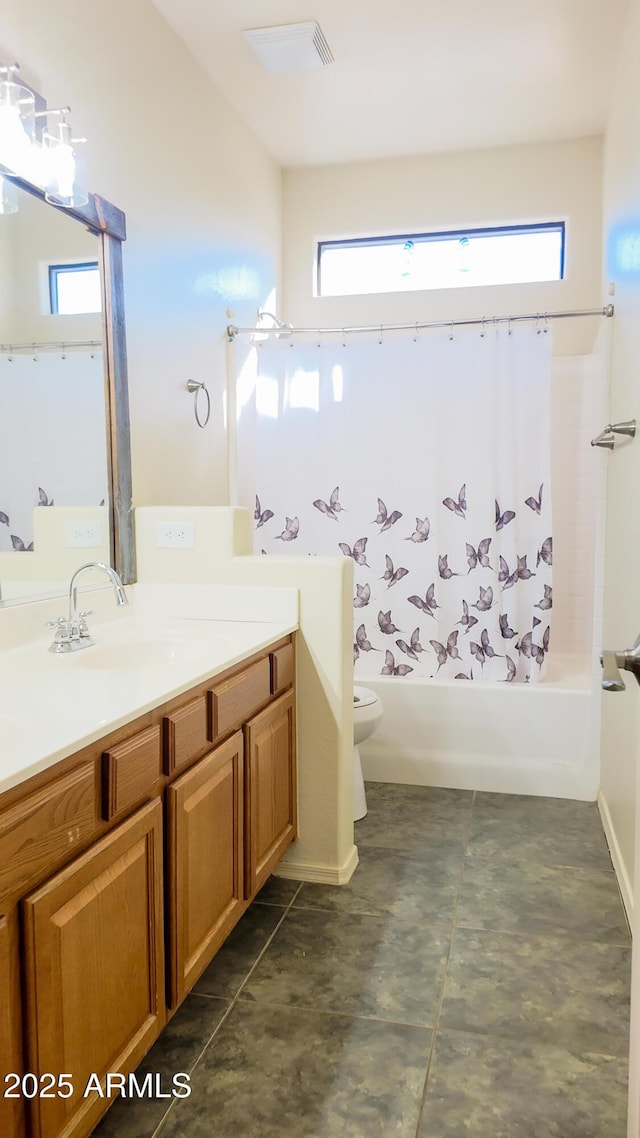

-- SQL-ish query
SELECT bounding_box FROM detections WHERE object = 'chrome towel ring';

[186,379,211,428]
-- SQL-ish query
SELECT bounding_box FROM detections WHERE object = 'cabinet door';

[167,731,244,1008]
[22,799,165,1138]
[244,689,297,898]
[0,911,25,1138]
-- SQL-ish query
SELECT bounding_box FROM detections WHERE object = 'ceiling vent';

[242,21,334,74]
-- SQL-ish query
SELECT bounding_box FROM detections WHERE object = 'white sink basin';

[72,633,236,671]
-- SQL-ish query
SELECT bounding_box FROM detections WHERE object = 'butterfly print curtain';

[238,325,553,683]
[0,351,108,553]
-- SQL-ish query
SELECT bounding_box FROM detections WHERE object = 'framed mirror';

[0,165,133,604]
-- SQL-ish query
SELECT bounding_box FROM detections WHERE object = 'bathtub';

[358,653,600,801]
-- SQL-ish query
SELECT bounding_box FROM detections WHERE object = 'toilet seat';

[354,685,378,708]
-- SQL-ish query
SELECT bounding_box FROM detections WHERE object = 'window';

[317,222,565,297]
[49,262,102,315]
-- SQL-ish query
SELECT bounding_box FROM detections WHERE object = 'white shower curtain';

[0,351,107,552]
[237,325,553,683]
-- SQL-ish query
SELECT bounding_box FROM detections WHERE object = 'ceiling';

[152,0,631,168]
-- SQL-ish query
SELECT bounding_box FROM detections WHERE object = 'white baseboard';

[273,843,359,885]
[598,789,634,926]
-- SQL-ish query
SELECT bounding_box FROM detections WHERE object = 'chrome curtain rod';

[0,339,101,353]
[227,304,614,341]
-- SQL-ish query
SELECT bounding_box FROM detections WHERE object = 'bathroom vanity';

[0,589,298,1138]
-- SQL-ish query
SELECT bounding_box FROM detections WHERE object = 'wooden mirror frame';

[0,164,134,584]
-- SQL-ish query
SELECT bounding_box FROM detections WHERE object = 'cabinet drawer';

[0,764,96,905]
[270,643,294,694]
[102,726,162,821]
[163,696,209,776]
[209,658,271,741]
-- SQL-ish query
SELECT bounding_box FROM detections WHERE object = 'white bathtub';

[359,653,601,801]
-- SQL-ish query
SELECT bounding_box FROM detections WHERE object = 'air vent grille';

[312,23,333,67]
[242,21,334,74]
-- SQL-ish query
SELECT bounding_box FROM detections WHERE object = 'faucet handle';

[601,651,626,691]
[46,616,72,653]
[601,635,640,690]
[77,610,94,638]
[46,616,68,630]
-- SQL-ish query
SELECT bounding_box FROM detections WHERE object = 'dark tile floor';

[92,784,631,1138]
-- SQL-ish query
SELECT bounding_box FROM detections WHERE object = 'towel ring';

[186,379,211,428]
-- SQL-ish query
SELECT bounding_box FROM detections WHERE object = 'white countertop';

[0,584,299,796]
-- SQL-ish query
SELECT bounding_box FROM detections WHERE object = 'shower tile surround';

[91,785,630,1138]
[549,353,608,660]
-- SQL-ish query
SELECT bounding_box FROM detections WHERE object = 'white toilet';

[353,686,384,821]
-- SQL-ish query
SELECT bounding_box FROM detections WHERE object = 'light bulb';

[51,142,75,200]
[43,123,87,207]
[0,75,35,177]
[0,104,31,172]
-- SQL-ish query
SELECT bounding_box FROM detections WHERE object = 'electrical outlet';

[157,521,195,549]
[65,521,104,548]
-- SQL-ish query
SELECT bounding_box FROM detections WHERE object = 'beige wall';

[599,3,640,1131]
[600,0,640,908]
[282,137,604,356]
[599,11,640,1129]
[1,187,100,343]
[0,190,14,334]
[0,0,281,508]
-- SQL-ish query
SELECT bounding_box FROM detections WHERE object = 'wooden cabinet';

[0,632,296,1138]
[245,689,297,897]
[22,800,165,1138]
[0,911,25,1138]
[167,731,244,1006]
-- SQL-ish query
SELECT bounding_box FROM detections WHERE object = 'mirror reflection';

[0,182,110,603]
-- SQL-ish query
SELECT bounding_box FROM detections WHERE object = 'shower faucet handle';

[601,651,626,691]
[601,633,640,691]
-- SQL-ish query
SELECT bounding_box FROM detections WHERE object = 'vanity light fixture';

[0,63,89,208]
[0,63,35,179]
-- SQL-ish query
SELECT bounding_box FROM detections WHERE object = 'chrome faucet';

[47,562,128,653]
